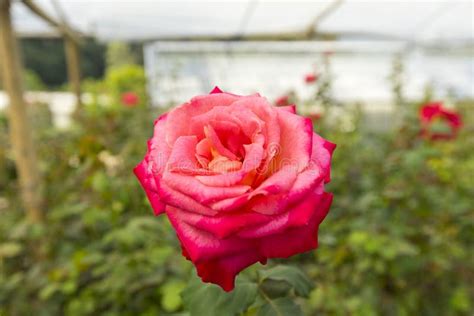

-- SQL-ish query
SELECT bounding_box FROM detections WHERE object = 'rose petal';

[177,208,271,238]
[156,179,217,216]
[195,137,265,187]
[163,172,251,204]
[238,186,325,238]
[148,114,172,174]
[166,207,254,262]
[166,93,242,145]
[279,105,296,114]
[259,192,333,258]
[275,110,313,173]
[133,160,165,215]
[194,250,265,292]
[166,136,216,175]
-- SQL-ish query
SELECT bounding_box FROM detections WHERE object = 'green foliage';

[23,69,46,91]
[182,276,258,316]
[256,297,303,316]
[0,69,45,91]
[19,38,106,88]
[106,42,137,70]
[104,64,147,106]
[260,265,313,297]
[0,75,473,315]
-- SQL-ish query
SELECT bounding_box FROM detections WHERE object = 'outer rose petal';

[209,86,223,94]
[279,104,296,114]
[195,250,266,292]
[148,114,171,174]
[177,208,271,238]
[259,192,333,258]
[238,186,325,238]
[156,179,218,216]
[172,192,333,291]
[249,133,335,215]
[134,114,170,215]
[166,207,254,262]
[275,110,313,173]
[133,160,165,215]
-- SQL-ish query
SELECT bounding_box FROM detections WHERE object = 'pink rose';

[134,87,335,291]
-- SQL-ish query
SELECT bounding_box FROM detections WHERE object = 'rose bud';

[121,91,140,107]
[304,73,318,84]
[134,87,335,291]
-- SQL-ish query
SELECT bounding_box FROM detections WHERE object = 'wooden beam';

[21,0,80,44]
[305,0,344,37]
[22,0,82,107]
[142,0,344,42]
[0,0,43,222]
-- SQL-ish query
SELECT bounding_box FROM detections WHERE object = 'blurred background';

[0,0,473,315]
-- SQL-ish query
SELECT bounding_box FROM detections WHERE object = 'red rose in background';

[304,73,318,84]
[307,113,322,121]
[419,102,462,140]
[275,95,290,106]
[135,87,335,291]
[323,50,334,58]
[121,91,140,107]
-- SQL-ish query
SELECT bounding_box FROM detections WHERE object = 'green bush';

[0,89,472,315]
[104,64,147,106]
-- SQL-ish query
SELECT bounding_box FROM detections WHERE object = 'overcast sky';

[11,0,474,42]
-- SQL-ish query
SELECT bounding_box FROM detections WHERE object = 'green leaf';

[182,276,257,316]
[260,265,313,297]
[260,279,292,299]
[90,171,109,193]
[160,280,186,312]
[257,297,303,316]
[0,242,22,258]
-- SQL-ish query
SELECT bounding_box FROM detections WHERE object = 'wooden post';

[0,0,43,222]
[64,37,82,107]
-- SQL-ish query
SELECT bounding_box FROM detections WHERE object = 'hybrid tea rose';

[420,102,462,140]
[134,87,335,291]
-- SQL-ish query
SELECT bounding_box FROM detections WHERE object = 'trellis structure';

[0,0,82,222]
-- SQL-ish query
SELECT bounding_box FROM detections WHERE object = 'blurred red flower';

[275,95,290,107]
[419,102,462,140]
[323,50,334,58]
[304,73,318,84]
[307,113,322,121]
[121,91,140,107]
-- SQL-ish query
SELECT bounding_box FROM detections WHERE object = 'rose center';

[196,124,248,173]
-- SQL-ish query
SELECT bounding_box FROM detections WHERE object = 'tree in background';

[106,41,137,70]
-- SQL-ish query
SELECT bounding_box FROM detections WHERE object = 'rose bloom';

[420,102,462,140]
[274,95,290,107]
[135,87,335,291]
[304,73,318,84]
[121,91,140,107]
